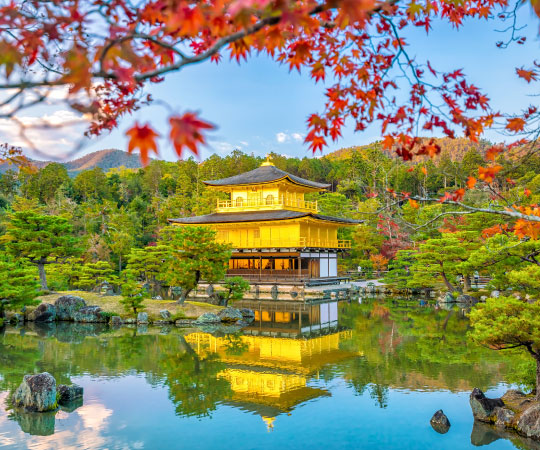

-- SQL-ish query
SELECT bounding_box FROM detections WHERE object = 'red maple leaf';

[169,113,214,159]
[125,123,160,166]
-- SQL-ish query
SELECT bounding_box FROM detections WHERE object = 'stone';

[195,312,221,324]
[491,290,500,298]
[110,315,123,326]
[240,308,255,323]
[159,309,172,320]
[480,295,488,301]
[57,384,83,404]
[54,295,86,321]
[152,295,163,300]
[73,306,105,323]
[470,388,504,422]
[456,294,476,304]
[175,319,195,327]
[517,403,540,439]
[12,373,57,412]
[137,312,148,324]
[438,292,455,303]
[430,410,451,434]
[136,325,148,334]
[124,318,136,324]
[11,313,25,324]
[28,303,56,322]
[494,407,515,427]
[218,307,243,323]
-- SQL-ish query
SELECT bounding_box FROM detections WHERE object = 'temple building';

[168,157,361,282]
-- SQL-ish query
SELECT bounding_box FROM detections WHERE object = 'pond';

[0,298,537,450]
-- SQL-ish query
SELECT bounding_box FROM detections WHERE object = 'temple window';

[265,194,274,205]
[235,197,244,207]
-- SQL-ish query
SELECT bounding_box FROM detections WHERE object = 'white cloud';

[276,132,287,143]
[240,140,249,147]
[276,131,304,144]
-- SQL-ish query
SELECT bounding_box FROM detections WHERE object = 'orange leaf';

[485,146,502,161]
[421,167,427,176]
[478,165,502,184]
[408,199,419,209]
[516,67,538,83]
[453,188,465,201]
[506,117,526,132]
[515,219,540,240]
[466,176,477,189]
[524,188,532,197]
[125,123,159,166]
[169,113,214,159]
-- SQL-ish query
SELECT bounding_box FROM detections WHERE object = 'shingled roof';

[203,164,331,190]
[168,210,363,225]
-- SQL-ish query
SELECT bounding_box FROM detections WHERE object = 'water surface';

[0,298,536,449]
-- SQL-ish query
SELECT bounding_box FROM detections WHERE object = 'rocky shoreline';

[470,388,540,441]
[2,295,255,329]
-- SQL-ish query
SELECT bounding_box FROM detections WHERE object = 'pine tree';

[2,209,80,290]
[120,278,147,316]
[160,226,231,303]
[0,256,40,317]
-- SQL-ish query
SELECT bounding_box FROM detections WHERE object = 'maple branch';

[401,210,476,231]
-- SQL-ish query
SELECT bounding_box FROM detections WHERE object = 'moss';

[170,311,187,321]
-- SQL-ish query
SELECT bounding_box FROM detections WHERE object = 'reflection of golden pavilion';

[185,326,355,425]
[168,157,362,282]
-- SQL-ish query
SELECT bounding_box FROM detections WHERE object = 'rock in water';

[28,304,56,322]
[73,306,104,323]
[159,310,172,320]
[470,388,504,422]
[57,384,83,404]
[55,295,86,321]
[430,410,451,434]
[195,313,221,324]
[218,307,243,323]
[110,315,123,326]
[11,410,56,436]
[240,308,255,323]
[456,294,476,305]
[137,312,148,324]
[12,373,57,412]
[517,404,540,439]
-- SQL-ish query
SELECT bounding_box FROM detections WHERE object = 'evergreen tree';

[0,256,40,317]
[120,278,147,316]
[2,209,80,290]
[160,226,231,303]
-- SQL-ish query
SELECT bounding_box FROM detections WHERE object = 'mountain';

[0,149,144,175]
[325,137,493,164]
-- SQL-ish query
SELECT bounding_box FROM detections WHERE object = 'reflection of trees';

[337,300,513,407]
[160,336,232,418]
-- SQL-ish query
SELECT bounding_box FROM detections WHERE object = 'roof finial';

[261,153,274,166]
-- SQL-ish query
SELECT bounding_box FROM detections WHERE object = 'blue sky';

[7,4,538,162]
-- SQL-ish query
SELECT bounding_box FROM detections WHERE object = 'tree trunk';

[536,356,540,401]
[440,271,455,292]
[118,255,122,274]
[463,275,471,292]
[38,263,48,291]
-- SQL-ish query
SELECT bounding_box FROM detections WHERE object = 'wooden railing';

[217,237,351,249]
[216,197,318,212]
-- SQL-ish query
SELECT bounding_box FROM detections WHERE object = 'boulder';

[12,373,57,412]
[494,407,515,427]
[430,409,451,434]
[517,403,540,439]
[218,307,243,323]
[240,308,255,323]
[175,319,195,327]
[57,384,83,404]
[195,312,221,324]
[73,306,105,323]
[54,295,86,321]
[491,290,500,298]
[137,312,148,324]
[10,313,25,324]
[159,309,172,320]
[438,292,455,303]
[110,315,123,326]
[456,294,476,304]
[28,303,56,322]
[470,388,504,422]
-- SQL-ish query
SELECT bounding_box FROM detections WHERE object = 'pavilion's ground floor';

[226,250,340,282]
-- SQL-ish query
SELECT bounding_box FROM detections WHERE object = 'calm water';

[0,298,537,450]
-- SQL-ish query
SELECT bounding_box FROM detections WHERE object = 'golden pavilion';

[168,157,361,282]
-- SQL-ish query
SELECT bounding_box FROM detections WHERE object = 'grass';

[36,290,222,321]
